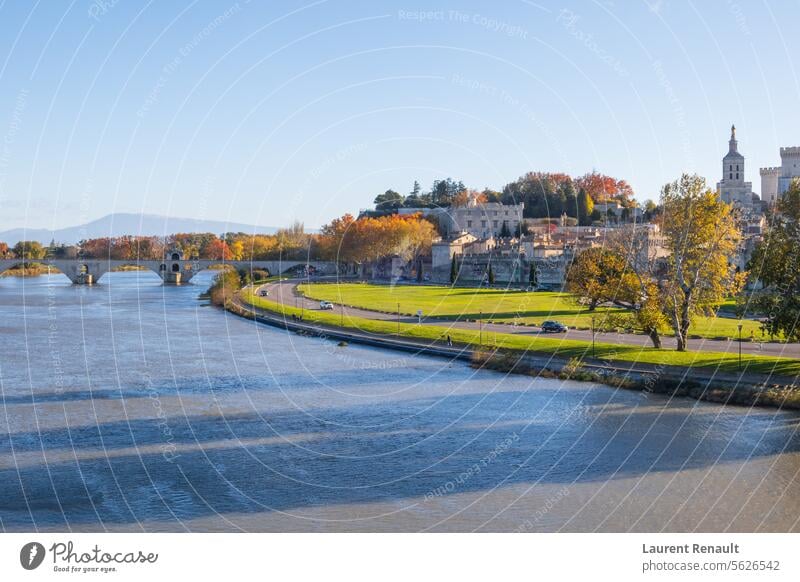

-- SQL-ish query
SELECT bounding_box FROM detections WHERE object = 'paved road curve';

[261,279,800,359]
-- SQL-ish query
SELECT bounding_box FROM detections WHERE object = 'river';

[1,272,799,532]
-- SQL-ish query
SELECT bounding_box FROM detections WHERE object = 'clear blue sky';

[1,0,798,232]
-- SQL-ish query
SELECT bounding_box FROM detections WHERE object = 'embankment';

[225,290,800,411]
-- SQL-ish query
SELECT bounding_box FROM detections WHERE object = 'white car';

[319,301,334,310]
[258,288,269,297]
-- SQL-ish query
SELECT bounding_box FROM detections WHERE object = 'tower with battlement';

[760,167,780,204]
[760,146,800,203]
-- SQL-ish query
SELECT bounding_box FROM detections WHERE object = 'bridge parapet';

[0,258,338,284]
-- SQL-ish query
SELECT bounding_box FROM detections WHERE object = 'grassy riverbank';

[472,350,800,410]
[297,282,769,341]
[238,288,800,377]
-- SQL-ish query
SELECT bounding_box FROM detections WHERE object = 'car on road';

[541,320,568,333]
[319,300,334,310]
[258,288,269,297]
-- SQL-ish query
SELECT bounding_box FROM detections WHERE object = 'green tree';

[643,199,658,221]
[207,269,242,306]
[12,240,46,261]
[577,188,594,226]
[374,189,405,210]
[487,264,495,285]
[430,178,465,207]
[482,188,502,203]
[564,181,579,218]
[529,262,538,289]
[450,254,458,284]
[748,179,800,340]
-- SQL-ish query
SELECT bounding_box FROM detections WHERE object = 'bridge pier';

[49,260,109,285]
[161,271,183,284]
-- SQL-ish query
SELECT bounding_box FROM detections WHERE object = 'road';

[261,279,800,359]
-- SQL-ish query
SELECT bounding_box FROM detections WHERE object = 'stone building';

[717,125,756,210]
[400,198,524,239]
[760,147,800,204]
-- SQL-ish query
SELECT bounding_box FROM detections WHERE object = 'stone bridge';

[0,256,337,284]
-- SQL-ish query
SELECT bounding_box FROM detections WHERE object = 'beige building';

[437,200,524,239]
[760,147,800,204]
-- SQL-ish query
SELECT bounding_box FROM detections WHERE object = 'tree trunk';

[588,299,598,311]
[647,328,662,349]
[677,291,693,351]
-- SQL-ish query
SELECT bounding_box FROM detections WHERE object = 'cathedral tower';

[717,124,754,208]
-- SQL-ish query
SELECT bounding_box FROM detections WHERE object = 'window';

[730,173,733,179]
[481,220,487,227]
[736,173,739,179]
[467,220,473,228]
[493,220,498,227]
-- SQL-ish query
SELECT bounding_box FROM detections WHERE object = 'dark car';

[541,320,568,333]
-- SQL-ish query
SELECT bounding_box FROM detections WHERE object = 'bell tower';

[722,124,744,184]
[717,124,753,208]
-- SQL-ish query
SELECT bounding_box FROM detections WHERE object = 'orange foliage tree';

[574,171,635,205]
[318,213,435,264]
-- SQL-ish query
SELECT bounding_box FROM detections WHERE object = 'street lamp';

[479,310,483,345]
[397,302,400,334]
[591,316,596,358]
[341,303,344,327]
[738,323,743,370]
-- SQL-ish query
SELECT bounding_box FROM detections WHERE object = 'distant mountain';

[0,213,282,245]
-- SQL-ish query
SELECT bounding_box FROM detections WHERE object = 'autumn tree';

[566,247,627,311]
[274,221,311,259]
[201,238,232,260]
[317,213,356,262]
[451,189,487,208]
[574,171,635,205]
[317,213,435,265]
[659,174,743,351]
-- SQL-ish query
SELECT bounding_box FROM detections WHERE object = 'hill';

[0,213,281,245]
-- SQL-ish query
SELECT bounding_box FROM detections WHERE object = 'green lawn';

[297,282,768,341]
[238,288,800,377]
